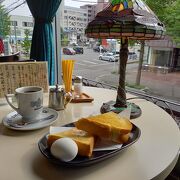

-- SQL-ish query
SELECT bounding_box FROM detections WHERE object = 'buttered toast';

[47,128,94,157]
[75,112,132,143]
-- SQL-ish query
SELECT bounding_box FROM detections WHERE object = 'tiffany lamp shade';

[85,0,165,118]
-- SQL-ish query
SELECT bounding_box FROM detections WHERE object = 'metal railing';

[82,77,180,127]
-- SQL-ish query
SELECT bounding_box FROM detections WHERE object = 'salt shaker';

[74,76,83,98]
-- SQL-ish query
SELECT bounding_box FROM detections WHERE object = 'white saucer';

[3,107,58,131]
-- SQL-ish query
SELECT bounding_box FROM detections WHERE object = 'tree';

[135,0,179,85]
[145,0,180,44]
[164,1,180,46]
[21,29,31,58]
[0,4,10,39]
[136,41,145,85]
[60,27,69,47]
[144,0,173,22]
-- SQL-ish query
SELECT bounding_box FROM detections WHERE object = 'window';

[1,2,34,58]
[58,3,180,105]
[22,22,33,27]
[10,29,21,36]
[16,29,21,36]
[3,0,179,104]
[10,21,17,26]
[153,50,171,66]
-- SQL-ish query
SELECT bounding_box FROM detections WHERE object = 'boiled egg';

[50,138,78,162]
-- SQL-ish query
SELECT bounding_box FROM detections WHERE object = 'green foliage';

[116,39,138,47]
[164,1,180,46]
[0,4,10,39]
[145,0,180,45]
[111,0,126,6]
[128,39,138,47]
[98,39,102,45]
[21,29,31,57]
[61,36,69,47]
[60,27,69,47]
[144,0,171,22]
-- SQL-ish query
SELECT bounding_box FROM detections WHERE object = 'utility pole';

[14,24,18,51]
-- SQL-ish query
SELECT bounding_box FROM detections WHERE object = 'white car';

[99,53,119,62]
[128,52,138,60]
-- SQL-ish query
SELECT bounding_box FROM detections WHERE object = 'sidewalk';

[96,67,180,102]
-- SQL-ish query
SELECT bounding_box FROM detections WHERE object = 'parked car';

[73,46,84,54]
[99,52,119,62]
[63,47,76,55]
[93,46,107,53]
[128,52,137,60]
[71,43,78,46]
[112,51,137,60]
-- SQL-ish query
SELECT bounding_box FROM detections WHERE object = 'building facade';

[145,36,180,71]
[95,0,109,15]
[80,4,96,23]
[9,15,34,43]
[63,0,109,45]
[8,0,109,46]
[63,6,88,44]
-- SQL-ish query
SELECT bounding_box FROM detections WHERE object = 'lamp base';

[100,101,141,119]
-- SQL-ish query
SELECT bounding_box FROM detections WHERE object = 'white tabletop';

[0,87,179,180]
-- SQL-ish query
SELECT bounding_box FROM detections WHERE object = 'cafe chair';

[0,61,49,98]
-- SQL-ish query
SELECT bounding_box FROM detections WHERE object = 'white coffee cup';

[5,86,43,121]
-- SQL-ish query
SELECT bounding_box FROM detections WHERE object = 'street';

[62,48,138,81]
[62,47,180,102]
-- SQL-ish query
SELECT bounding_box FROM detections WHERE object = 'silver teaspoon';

[8,114,55,128]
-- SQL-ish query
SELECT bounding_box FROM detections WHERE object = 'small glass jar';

[74,76,83,98]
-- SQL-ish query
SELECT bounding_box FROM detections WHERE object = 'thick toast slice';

[47,128,94,157]
[75,112,132,143]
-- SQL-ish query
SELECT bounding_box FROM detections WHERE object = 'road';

[62,47,180,102]
[62,48,138,82]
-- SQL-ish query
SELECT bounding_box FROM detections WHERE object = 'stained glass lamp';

[85,0,165,118]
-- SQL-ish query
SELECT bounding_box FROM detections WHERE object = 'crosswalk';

[74,59,117,67]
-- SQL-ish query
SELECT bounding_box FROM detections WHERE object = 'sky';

[65,0,97,7]
[2,0,97,16]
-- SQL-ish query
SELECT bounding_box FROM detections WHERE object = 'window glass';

[22,22,33,27]
[60,0,180,103]
[1,0,179,103]
[2,1,33,58]
[10,21,17,26]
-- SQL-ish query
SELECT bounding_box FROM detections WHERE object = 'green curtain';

[26,0,62,85]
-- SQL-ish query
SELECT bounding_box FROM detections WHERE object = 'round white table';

[0,87,179,180]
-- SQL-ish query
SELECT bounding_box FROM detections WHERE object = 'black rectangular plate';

[38,122,141,167]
